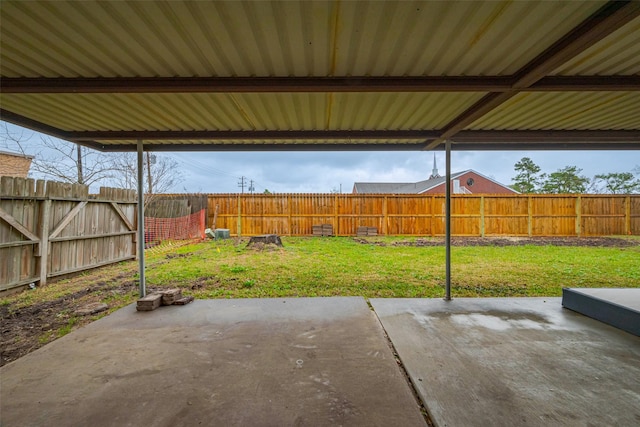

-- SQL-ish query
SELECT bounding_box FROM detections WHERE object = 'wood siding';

[1,176,136,293]
[207,194,640,237]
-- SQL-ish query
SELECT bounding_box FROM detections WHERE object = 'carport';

[2,0,639,298]
[1,1,639,426]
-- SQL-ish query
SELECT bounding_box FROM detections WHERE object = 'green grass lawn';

[2,235,637,362]
[145,236,639,299]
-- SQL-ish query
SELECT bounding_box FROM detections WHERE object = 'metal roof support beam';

[83,140,639,153]
[136,140,146,298]
[2,106,635,151]
[433,0,640,146]
[512,1,640,89]
[68,129,439,141]
[0,76,512,93]
[438,92,515,142]
[0,109,74,140]
[87,142,434,152]
[3,75,638,94]
[453,130,640,143]
[529,76,640,92]
[444,139,452,301]
[450,142,640,151]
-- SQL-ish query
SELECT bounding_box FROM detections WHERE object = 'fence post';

[37,199,51,287]
[383,196,388,236]
[625,196,631,235]
[431,195,436,237]
[480,196,485,237]
[527,195,533,237]
[334,194,339,236]
[288,194,292,236]
[575,195,582,237]
[237,194,241,237]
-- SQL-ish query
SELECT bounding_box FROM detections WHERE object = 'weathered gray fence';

[0,176,137,293]
[146,194,208,218]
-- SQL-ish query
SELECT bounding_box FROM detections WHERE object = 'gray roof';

[354,169,519,194]
[354,171,467,194]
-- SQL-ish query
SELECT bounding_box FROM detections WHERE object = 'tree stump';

[247,234,283,247]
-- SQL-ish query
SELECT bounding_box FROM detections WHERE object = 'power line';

[169,153,239,179]
[167,153,268,193]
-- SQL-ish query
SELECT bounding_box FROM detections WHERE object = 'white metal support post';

[444,140,452,301]
[137,140,146,297]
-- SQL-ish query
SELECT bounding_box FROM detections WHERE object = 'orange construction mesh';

[145,209,205,246]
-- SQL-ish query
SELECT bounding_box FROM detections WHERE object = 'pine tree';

[511,157,544,193]
[541,166,590,194]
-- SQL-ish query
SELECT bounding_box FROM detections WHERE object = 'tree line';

[511,157,640,194]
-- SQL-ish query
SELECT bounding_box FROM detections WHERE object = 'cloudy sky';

[2,122,639,194]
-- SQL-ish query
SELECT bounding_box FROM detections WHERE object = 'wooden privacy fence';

[0,176,137,292]
[207,194,640,237]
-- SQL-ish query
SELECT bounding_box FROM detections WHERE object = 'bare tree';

[0,122,30,154]
[1,124,114,188]
[2,123,113,187]
[29,137,116,187]
[2,123,184,196]
[109,152,183,199]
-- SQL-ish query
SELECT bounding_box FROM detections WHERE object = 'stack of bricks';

[136,288,195,311]
[136,293,162,311]
[313,224,334,237]
[356,226,378,237]
[161,288,182,305]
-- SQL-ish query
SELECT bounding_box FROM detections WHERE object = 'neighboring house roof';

[0,150,35,159]
[354,171,465,194]
[0,150,35,179]
[352,182,418,194]
[353,170,518,194]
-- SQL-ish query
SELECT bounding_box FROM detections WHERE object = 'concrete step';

[562,288,640,336]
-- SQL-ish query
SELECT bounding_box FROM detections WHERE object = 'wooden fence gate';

[1,176,137,293]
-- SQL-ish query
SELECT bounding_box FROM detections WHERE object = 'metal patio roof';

[1,0,639,152]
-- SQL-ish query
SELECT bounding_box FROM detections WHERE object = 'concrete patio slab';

[1,297,426,427]
[371,297,640,427]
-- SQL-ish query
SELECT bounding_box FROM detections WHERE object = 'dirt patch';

[353,236,638,248]
[246,242,285,251]
[190,276,219,290]
[1,275,139,367]
[1,241,200,367]
[165,252,193,259]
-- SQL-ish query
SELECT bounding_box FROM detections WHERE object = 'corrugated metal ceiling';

[0,92,484,131]
[470,92,640,130]
[553,15,640,76]
[0,0,639,151]
[0,1,605,78]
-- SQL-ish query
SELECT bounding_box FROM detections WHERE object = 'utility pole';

[237,176,246,237]
[249,180,255,194]
[76,145,84,185]
[146,152,153,194]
